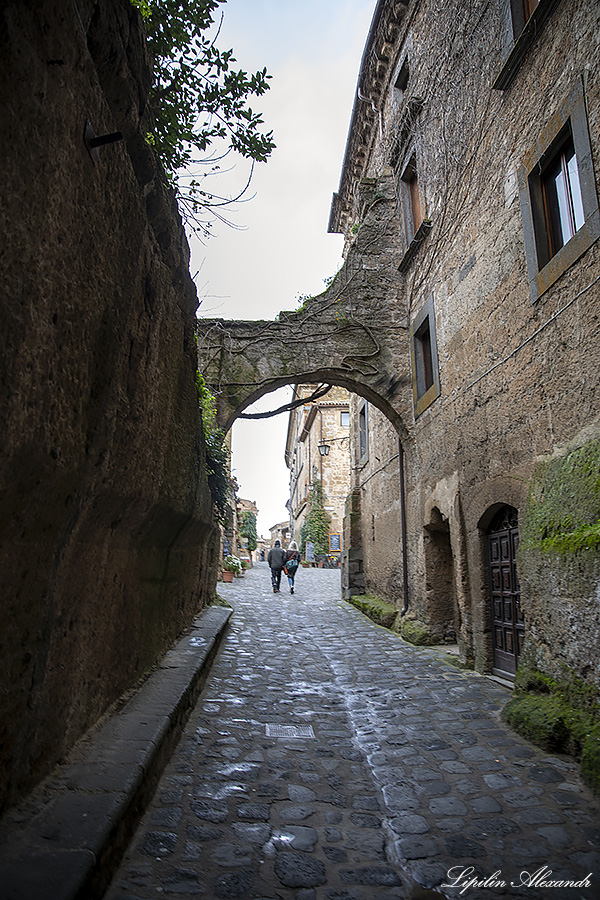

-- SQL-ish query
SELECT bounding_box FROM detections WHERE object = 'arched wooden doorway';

[487,505,524,679]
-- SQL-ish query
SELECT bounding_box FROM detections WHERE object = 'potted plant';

[222,554,242,582]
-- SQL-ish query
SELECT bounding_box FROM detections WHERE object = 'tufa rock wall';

[517,429,600,687]
[0,0,219,810]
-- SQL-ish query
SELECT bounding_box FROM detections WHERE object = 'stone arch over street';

[196,172,413,438]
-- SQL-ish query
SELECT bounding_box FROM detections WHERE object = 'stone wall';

[348,399,403,601]
[333,0,600,685]
[0,0,218,810]
[518,431,600,682]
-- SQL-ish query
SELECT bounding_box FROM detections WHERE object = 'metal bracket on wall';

[84,120,123,165]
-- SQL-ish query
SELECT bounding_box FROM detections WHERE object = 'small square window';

[340,411,350,427]
[529,127,585,269]
[518,78,600,302]
[409,296,441,417]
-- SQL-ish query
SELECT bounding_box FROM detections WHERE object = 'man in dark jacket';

[267,540,286,593]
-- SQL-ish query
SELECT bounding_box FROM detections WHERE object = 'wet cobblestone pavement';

[105,564,600,900]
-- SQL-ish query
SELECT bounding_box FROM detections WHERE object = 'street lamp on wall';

[318,437,348,456]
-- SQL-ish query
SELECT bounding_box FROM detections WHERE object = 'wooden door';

[487,506,524,678]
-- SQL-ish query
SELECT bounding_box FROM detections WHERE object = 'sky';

[192,0,377,537]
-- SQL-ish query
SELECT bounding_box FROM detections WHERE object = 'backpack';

[285,555,299,574]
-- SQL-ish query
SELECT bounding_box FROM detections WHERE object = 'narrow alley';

[105,565,599,900]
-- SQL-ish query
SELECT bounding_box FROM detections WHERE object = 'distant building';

[285,385,351,556]
[237,498,258,518]
[269,521,290,548]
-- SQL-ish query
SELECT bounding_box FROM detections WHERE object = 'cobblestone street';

[105,564,600,900]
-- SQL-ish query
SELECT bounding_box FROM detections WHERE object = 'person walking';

[284,540,301,595]
[267,540,286,593]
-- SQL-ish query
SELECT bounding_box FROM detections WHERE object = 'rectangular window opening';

[358,403,368,463]
[517,79,600,301]
[401,158,423,244]
[394,60,409,103]
[415,317,434,398]
[410,296,441,417]
[529,123,585,270]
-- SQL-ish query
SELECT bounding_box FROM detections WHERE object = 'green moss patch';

[399,615,437,646]
[521,438,600,557]
[503,666,600,795]
[443,653,474,671]
[348,593,398,629]
[539,520,600,555]
[210,592,232,608]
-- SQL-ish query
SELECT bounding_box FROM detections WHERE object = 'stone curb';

[0,605,233,900]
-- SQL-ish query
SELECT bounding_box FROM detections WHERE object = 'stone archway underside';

[197,173,412,434]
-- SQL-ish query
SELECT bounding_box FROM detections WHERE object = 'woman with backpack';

[284,540,301,595]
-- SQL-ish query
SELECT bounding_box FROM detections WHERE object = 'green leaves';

[196,370,232,524]
[240,510,258,552]
[299,481,332,557]
[131,0,275,235]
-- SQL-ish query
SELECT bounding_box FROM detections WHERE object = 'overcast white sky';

[192,0,376,537]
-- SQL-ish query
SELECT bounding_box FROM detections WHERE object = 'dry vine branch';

[236,384,332,419]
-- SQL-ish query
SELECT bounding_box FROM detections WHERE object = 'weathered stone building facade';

[285,386,351,555]
[269,521,290,548]
[329,0,600,689]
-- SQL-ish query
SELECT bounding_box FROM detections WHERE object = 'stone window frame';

[400,155,422,244]
[392,57,409,108]
[409,295,441,417]
[494,0,562,91]
[340,410,350,427]
[517,77,600,303]
[357,400,369,467]
[396,151,432,274]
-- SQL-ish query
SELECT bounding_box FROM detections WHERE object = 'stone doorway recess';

[424,507,459,643]
[487,505,524,679]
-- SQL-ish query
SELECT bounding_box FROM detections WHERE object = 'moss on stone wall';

[517,436,600,693]
[503,665,600,795]
[520,438,600,556]
[399,615,438,646]
[348,593,398,629]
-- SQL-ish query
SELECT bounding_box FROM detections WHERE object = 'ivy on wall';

[240,510,257,553]
[300,481,332,557]
[196,371,231,524]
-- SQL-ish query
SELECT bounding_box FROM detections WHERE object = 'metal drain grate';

[266,724,315,739]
